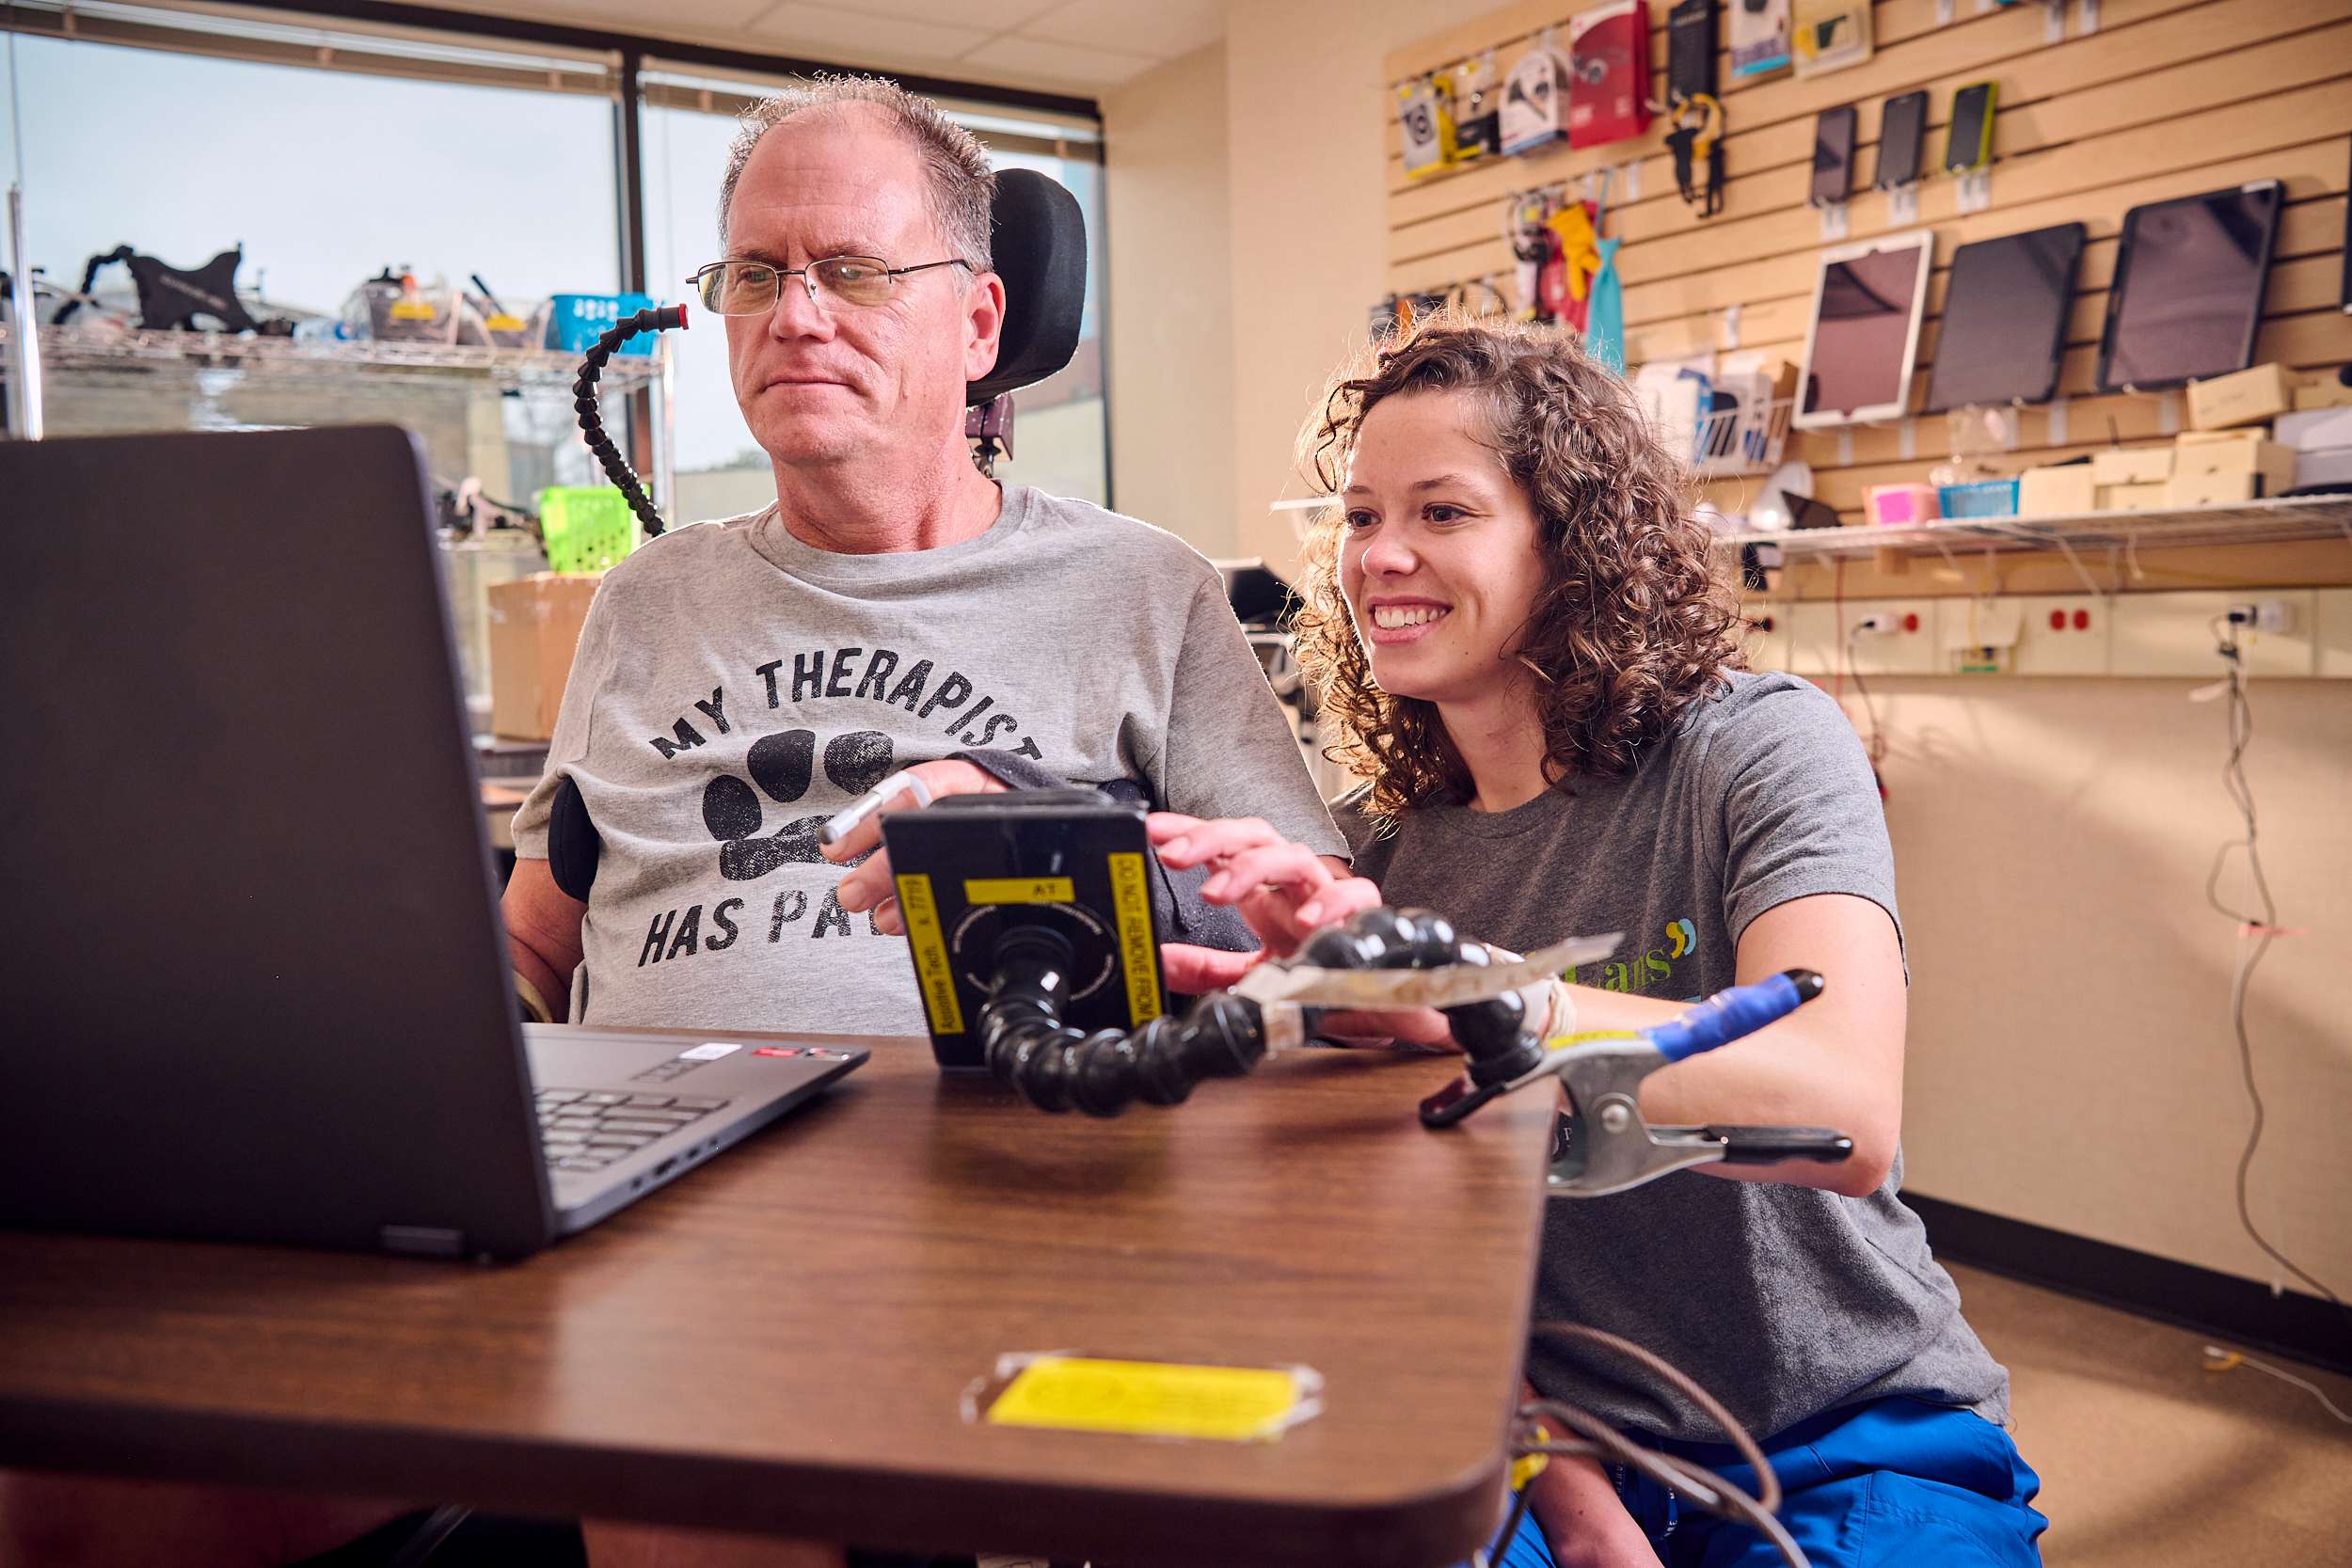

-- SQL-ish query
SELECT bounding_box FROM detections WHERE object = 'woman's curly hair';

[1293,314,1742,814]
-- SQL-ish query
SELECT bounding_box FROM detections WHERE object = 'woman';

[1168,316,2046,1568]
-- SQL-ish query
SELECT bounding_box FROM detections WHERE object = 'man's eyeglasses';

[689,256,973,315]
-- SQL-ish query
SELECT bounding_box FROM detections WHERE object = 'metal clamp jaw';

[1542,1037,1853,1196]
[1421,969,1855,1198]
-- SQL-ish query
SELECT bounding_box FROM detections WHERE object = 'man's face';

[721,104,1004,471]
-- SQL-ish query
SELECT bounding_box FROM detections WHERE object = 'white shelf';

[4,323,660,389]
[1721,497,2352,562]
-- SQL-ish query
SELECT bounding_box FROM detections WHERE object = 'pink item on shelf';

[1865,483,1940,527]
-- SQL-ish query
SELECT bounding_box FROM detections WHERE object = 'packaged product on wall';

[1791,0,1872,76]
[1730,0,1793,80]
[1398,74,1458,179]
[1453,54,1501,162]
[1501,43,1570,154]
[1566,0,1653,150]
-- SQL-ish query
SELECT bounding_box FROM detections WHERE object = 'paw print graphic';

[701,729,894,881]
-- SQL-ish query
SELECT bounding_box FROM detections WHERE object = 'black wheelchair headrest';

[969,168,1086,407]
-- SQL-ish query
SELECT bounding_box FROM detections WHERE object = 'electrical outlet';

[2227,599,2298,635]
[1842,600,1939,676]
[2109,592,2315,677]
[2010,595,2110,677]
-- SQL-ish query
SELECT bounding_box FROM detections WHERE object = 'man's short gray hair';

[719,75,995,273]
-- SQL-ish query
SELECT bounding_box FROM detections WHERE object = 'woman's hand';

[822,759,1006,934]
[1149,813,1452,1045]
[1148,813,1382,993]
[1149,813,1379,954]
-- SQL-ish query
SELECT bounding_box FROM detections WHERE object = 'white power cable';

[2202,1345,2352,1426]
[2202,617,2341,1307]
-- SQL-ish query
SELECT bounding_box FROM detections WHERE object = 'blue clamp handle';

[1644,969,1823,1063]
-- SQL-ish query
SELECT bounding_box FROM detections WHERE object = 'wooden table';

[0,1037,1556,1568]
[480,780,529,852]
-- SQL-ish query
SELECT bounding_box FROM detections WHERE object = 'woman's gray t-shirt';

[1343,670,2009,1443]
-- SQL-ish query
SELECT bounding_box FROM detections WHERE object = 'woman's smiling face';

[1338,389,1548,706]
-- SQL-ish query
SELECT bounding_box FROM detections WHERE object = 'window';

[2,14,621,478]
[3,7,627,712]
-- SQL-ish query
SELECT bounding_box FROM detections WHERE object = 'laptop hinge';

[379,1224,466,1258]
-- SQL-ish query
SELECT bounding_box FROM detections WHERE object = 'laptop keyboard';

[534,1088,730,1173]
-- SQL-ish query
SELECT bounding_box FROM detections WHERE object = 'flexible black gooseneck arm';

[980,907,1531,1117]
[573,303,688,537]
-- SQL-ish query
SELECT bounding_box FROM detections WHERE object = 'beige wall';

[1101,42,1238,556]
[1880,678,2351,1288]
[1102,1,1431,565]
[1221,0,1440,570]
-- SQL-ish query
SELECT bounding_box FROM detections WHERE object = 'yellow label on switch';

[1106,852,1161,1025]
[895,873,962,1036]
[984,1355,1310,1442]
[964,877,1075,905]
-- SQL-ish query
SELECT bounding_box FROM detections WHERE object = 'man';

[5,76,1341,1568]
[503,75,1343,1037]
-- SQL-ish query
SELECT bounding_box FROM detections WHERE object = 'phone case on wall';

[1946,82,1996,174]
[1566,0,1654,149]
[1811,105,1856,207]
[1876,90,1927,190]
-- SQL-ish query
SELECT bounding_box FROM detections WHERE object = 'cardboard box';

[2276,407,2352,451]
[2171,435,2296,495]
[2293,377,2352,411]
[2090,446,2172,484]
[2017,464,2097,516]
[488,574,602,740]
[2164,471,2258,508]
[2186,362,2292,430]
[2096,482,2170,512]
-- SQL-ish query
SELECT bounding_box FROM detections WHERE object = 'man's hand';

[822,759,1006,934]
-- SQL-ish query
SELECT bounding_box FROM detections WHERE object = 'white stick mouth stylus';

[817,769,936,847]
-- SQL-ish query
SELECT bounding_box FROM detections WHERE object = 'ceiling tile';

[742,2,994,62]
[958,34,1159,87]
[447,0,775,31]
[814,0,1067,26]
[1022,0,1222,58]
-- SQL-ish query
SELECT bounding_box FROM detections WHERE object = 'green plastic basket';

[538,486,638,574]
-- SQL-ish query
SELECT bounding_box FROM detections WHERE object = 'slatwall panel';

[1381,0,2352,569]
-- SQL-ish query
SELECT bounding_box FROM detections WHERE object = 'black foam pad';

[968,168,1087,407]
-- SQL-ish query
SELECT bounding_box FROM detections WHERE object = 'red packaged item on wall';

[1567,0,1653,150]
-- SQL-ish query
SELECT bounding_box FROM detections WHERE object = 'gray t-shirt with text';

[1343,671,2009,1443]
[514,484,1343,1037]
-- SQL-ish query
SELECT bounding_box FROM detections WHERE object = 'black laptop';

[0,426,864,1259]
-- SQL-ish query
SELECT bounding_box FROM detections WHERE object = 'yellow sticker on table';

[985,1355,1311,1442]
[964,876,1075,905]
[894,873,962,1036]
[1105,852,1162,1025]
